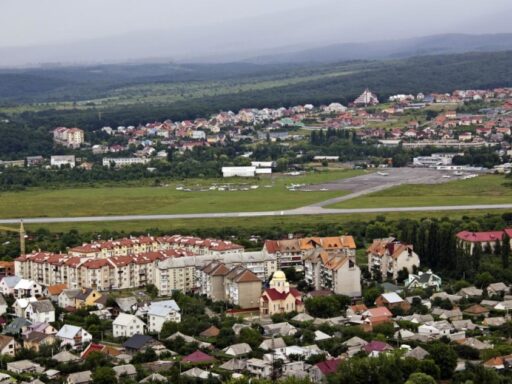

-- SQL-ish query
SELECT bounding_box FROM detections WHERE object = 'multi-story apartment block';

[263,236,356,270]
[53,127,84,149]
[304,250,361,297]
[367,238,420,280]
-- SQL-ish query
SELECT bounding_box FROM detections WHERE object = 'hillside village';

[1,87,512,175]
[0,226,509,383]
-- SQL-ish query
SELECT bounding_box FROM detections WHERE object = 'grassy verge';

[0,170,364,219]
[328,175,512,209]
[23,209,511,234]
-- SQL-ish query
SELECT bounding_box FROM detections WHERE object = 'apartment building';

[263,235,356,270]
[102,157,150,168]
[367,238,420,280]
[53,127,84,149]
[304,250,362,297]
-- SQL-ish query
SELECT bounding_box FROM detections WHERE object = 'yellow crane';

[0,221,26,256]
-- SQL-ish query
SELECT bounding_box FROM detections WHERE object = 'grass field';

[22,209,511,234]
[328,175,512,209]
[0,170,364,219]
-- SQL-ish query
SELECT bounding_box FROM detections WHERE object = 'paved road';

[1,204,511,225]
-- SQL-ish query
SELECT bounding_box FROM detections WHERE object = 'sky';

[1,0,512,65]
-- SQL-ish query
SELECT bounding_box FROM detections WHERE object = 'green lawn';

[0,170,364,219]
[328,175,512,209]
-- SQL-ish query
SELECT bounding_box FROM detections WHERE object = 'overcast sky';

[1,0,512,65]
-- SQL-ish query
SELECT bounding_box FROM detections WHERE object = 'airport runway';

[0,204,511,225]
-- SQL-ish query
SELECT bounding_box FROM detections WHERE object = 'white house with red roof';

[260,270,303,317]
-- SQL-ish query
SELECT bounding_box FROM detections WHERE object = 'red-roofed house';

[309,358,343,382]
[260,270,303,316]
[182,350,215,364]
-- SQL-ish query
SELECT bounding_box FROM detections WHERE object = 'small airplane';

[377,172,389,176]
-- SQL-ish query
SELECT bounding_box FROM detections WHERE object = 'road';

[1,204,511,225]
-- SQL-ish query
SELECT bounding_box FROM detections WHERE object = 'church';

[260,270,304,317]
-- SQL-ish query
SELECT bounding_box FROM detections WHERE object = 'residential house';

[13,297,37,318]
[25,300,56,323]
[147,300,181,333]
[23,332,56,352]
[0,335,19,357]
[259,337,287,353]
[200,326,220,338]
[342,336,369,357]
[113,313,146,338]
[46,284,68,302]
[367,238,420,280]
[309,359,343,383]
[181,368,220,380]
[222,343,252,357]
[0,276,21,296]
[246,358,272,378]
[260,270,303,316]
[262,322,297,337]
[363,340,393,357]
[375,292,411,313]
[113,364,137,380]
[405,270,442,290]
[122,334,160,354]
[7,360,44,374]
[464,304,490,318]
[182,350,215,364]
[56,325,92,349]
[458,286,483,299]
[58,289,81,309]
[488,282,509,297]
[67,371,92,384]
[75,288,102,309]
[14,279,42,298]
[3,318,31,336]
[405,346,430,360]
[0,294,7,316]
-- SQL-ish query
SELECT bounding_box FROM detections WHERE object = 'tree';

[427,342,457,379]
[238,327,263,349]
[405,372,436,384]
[92,367,117,384]
[474,272,493,289]
[502,233,510,269]
[145,284,159,298]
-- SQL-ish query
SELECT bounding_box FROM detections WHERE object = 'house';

[113,364,137,380]
[81,343,122,359]
[431,307,463,321]
[262,322,297,337]
[292,313,314,323]
[456,229,512,253]
[50,155,76,168]
[363,340,393,357]
[13,297,37,318]
[487,282,509,297]
[25,300,56,323]
[23,331,56,352]
[56,325,92,349]
[0,294,7,316]
[166,332,212,349]
[405,346,430,360]
[405,270,442,290]
[113,313,146,338]
[367,238,420,280]
[0,276,21,296]
[463,304,490,318]
[222,343,252,357]
[343,336,368,356]
[46,284,68,302]
[200,326,220,338]
[309,359,343,383]
[147,300,181,333]
[75,288,102,309]
[115,297,138,313]
[259,337,287,352]
[181,368,220,380]
[7,360,44,374]
[484,317,507,327]
[122,334,160,354]
[140,373,167,383]
[375,292,411,313]
[458,286,483,299]
[260,270,303,316]
[52,350,80,363]
[182,350,215,364]
[459,337,493,350]
[246,358,272,378]
[0,335,19,356]
[67,370,92,384]
[220,359,247,372]
[58,289,81,309]
[3,317,31,336]
[14,279,42,298]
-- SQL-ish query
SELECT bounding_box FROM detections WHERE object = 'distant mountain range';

[245,33,512,64]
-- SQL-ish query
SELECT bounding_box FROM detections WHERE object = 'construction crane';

[0,221,26,256]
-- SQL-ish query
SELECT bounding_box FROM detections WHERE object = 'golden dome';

[273,270,286,280]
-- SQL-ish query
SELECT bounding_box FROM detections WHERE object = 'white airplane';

[377,172,389,176]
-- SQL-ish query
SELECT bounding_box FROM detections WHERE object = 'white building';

[50,155,76,168]
[222,166,256,177]
[147,300,181,333]
[56,325,92,349]
[25,300,56,323]
[0,276,21,296]
[113,313,146,338]
[102,157,150,168]
[53,127,84,149]
[367,238,420,280]
[14,279,42,298]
